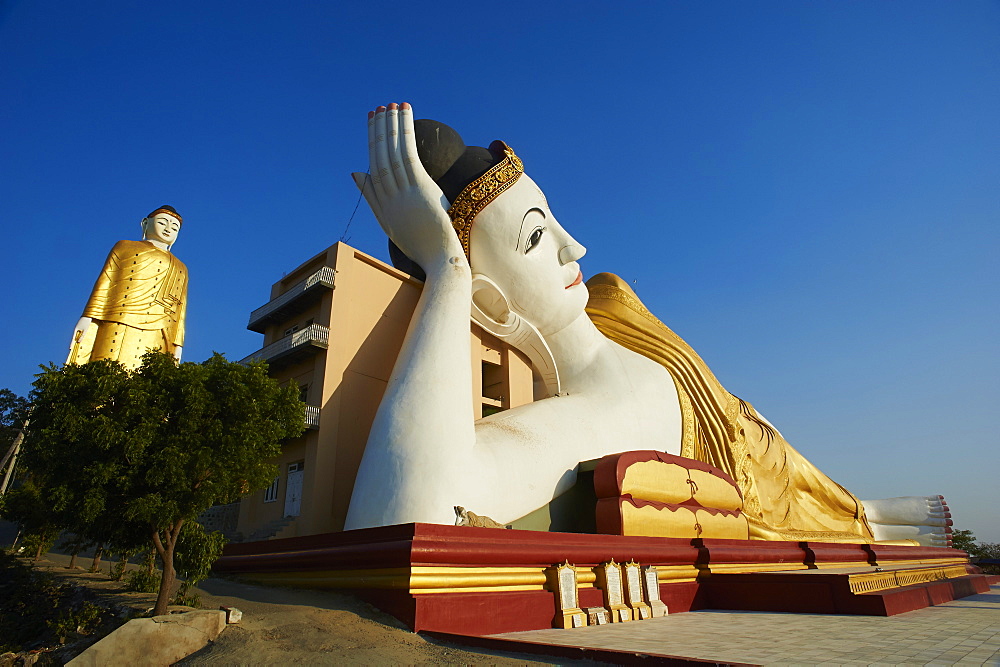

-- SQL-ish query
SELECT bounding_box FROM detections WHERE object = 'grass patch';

[0,551,118,660]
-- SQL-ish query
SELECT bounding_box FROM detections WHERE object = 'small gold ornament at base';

[585,606,609,625]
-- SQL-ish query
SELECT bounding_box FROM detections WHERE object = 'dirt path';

[180,577,560,665]
[31,552,570,665]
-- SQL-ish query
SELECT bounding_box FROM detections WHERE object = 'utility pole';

[0,419,28,496]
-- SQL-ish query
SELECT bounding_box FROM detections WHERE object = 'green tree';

[0,479,60,560]
[951,528,1000,561]
[173,521,227,606]
[0,388,30,446]
[21,352,304,615]
[952,529,977,554]
[0,387,31,491]
[12,360,148,567]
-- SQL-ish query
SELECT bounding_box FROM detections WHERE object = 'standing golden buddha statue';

[68,205,188,370]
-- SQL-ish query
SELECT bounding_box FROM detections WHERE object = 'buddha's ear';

[471,275,511,325]
[470,274,561,398]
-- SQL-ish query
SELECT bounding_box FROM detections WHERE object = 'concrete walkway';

[492,585,1000,665]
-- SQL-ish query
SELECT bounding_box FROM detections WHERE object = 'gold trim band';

[447,141,523,258]
[848,565,968,594]
[224,557,966,595]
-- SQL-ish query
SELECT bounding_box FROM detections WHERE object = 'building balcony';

[304,405,320,430]
[247,266,335,333]
[240,324,330,367]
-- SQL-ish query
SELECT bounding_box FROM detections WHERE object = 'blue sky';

[2,1,997,541]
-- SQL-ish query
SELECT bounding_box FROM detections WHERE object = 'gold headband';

[149,207,183,224]
[447,141,524,258]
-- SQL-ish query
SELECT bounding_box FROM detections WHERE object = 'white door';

[284,462,303,517]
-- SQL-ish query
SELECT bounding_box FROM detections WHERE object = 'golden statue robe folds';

[69,240,188,370]
[585,273,873,543]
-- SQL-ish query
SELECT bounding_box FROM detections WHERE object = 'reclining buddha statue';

[344,103,951,546]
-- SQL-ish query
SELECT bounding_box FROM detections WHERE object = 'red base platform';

[702,570,989,616]
[214,523,978,636]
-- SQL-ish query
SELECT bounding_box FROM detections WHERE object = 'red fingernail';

[376,105,387,113]
[401,102,411,110]
[368,111,374,120]
[388,102,398,110]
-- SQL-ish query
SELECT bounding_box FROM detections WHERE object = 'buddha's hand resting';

[352,103,468,277]
[70,316,92,349]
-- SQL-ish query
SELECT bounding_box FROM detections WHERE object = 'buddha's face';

[469,174,588,336]
[143,213,181,247]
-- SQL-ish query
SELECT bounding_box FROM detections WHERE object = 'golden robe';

[69,240,188,370]
[585,273,873,543]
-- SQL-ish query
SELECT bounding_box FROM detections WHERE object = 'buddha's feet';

[862,495,952,547]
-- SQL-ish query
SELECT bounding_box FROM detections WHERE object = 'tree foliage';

[0,551,110,653]
[19,352,304,614]
[1,479,60,560]
[952,529,977,554]
[952,528,1000,565]
[18,360,144,554]
[173,521,227,606]
[0,387,30,491]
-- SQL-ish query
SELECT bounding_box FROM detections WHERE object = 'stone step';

[246,516,296,542]
[702,568,991,616]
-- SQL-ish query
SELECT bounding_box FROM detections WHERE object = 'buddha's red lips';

[566,271,583,289]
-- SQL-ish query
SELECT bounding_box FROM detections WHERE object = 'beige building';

[235,242,537,541]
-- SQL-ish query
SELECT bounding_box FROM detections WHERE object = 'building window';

[299,384,309,403]
[263,477,279,503]
[283,324,300,337]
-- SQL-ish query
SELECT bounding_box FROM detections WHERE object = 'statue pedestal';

[214,524,980,636]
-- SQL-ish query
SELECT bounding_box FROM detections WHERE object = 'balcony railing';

[240,323,330,366]
[304,405,320,430]
[247,266,335,333]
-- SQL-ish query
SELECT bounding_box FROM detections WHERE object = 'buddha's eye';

[526,227,545,253]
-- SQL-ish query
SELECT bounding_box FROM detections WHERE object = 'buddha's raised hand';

[352,103,467,276]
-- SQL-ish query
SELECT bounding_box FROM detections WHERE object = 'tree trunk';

[90,543,103,573]
[68,550,78,569]
[34,541,43,561]
[112,552,127,580]
[153,549,176,616]
[151,521,184,616]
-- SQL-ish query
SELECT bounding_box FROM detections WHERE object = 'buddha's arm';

[345,104,478,530]
[175,288,187,347]
[80,243,122,321]
[70,243,120,353]
[172,265,187,359]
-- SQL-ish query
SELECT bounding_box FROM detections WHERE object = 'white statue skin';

[862,496,952,546]
[70,212,184,363]
[345,103,951,546]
